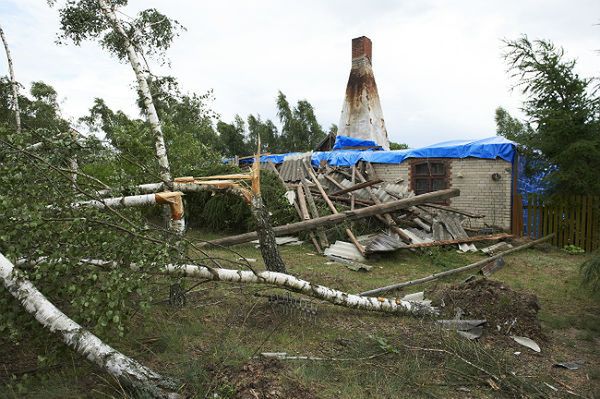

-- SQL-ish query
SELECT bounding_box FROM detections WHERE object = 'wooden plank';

[575,195,582,248]
[591,196,600,251]
[580,196,586,249]
[303,161,365,256]
[350,166,356,211]
[296,185,310,221]
[527,194,533,238]
[301,178,329,249]
[586,196,593,252]
[561,200,568,248]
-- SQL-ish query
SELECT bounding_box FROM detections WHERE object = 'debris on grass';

[217,358,317,399]
[510,335,541,352]
[431,279,543,341]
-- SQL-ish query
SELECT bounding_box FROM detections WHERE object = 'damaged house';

[242,36,517,233]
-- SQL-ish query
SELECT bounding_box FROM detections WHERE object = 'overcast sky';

[1,0,598,147]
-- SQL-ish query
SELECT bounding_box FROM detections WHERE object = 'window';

[411,160,449,195]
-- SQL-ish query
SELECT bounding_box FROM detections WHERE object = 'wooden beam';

[303,161,365,256]
[205,188,460,247]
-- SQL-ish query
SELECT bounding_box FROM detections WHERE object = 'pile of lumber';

[209,158,511,260]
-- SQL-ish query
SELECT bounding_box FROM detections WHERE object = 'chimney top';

[352,36,372,63]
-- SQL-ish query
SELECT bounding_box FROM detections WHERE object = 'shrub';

[580,252,600,296]
[185,167,296,233]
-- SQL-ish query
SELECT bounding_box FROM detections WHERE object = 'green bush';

[580,252,600,296]
[185,167,296,233]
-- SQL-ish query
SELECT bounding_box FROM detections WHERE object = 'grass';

[1,229,599,398]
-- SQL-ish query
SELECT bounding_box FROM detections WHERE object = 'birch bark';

[0,253,181,398]
[163,263,436,316]
[96,0,171,186]
[0,23,21,134]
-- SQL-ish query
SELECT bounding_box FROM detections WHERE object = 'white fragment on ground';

[238,258,257,263]
[511,336,541,352]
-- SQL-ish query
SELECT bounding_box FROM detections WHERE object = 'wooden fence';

[512,194,600,252]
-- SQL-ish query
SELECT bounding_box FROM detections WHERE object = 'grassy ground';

[2,228,599,398]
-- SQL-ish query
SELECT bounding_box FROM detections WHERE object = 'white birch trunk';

[96,0,171,185]
[0,23,21,134]
[0,253,181,398]
[163,264,436,316]
[20,257,436,316]
[74,193,158,209]
[69,129,78,191]
[72,192,185,234]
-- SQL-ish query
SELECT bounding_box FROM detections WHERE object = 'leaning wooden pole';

[0,23,21,134]
[358,234,555,296]
[0,253,181,399]
[205,188,460,247]
[303,160,364,255]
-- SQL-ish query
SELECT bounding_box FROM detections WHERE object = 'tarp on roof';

[332,135,383,150]
[241,136,516,166]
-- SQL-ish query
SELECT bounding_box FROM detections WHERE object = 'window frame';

[410,159,451,200]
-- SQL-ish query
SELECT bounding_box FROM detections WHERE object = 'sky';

[1,0,598,148]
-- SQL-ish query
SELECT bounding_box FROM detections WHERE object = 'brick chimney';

[352,36,372,62]
[338,36,390,150]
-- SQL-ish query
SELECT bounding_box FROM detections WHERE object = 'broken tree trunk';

[250,195,288,273]
[249,145,287,274]
[205,188,459,247]
[0,24,21,134]
[73,192,185,233]
[163,263,435,316]
[358,234,554,296]
[0,253,180,398]
[97,0,171,186]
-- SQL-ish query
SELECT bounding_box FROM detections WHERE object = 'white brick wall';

[371,158,513,230]
[449,159,512,230]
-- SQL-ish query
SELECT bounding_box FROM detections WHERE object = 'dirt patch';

[431,278,543,340]
[218,358,317,399]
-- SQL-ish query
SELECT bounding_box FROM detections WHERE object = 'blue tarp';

[332,135,383,150]
[240,136,516,166]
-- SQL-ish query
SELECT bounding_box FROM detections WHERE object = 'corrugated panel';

[323,241,366,261]
[279,153,312,182]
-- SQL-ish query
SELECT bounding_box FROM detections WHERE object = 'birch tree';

[0,253,181,399]
[0,23,21,134]
[52,0,185,187]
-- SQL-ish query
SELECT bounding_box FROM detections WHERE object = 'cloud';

[1,0,598,147]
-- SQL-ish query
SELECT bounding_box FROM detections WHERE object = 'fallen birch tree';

[205,188,460,247]
[163,263,436,315]
[0,253,181,399]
